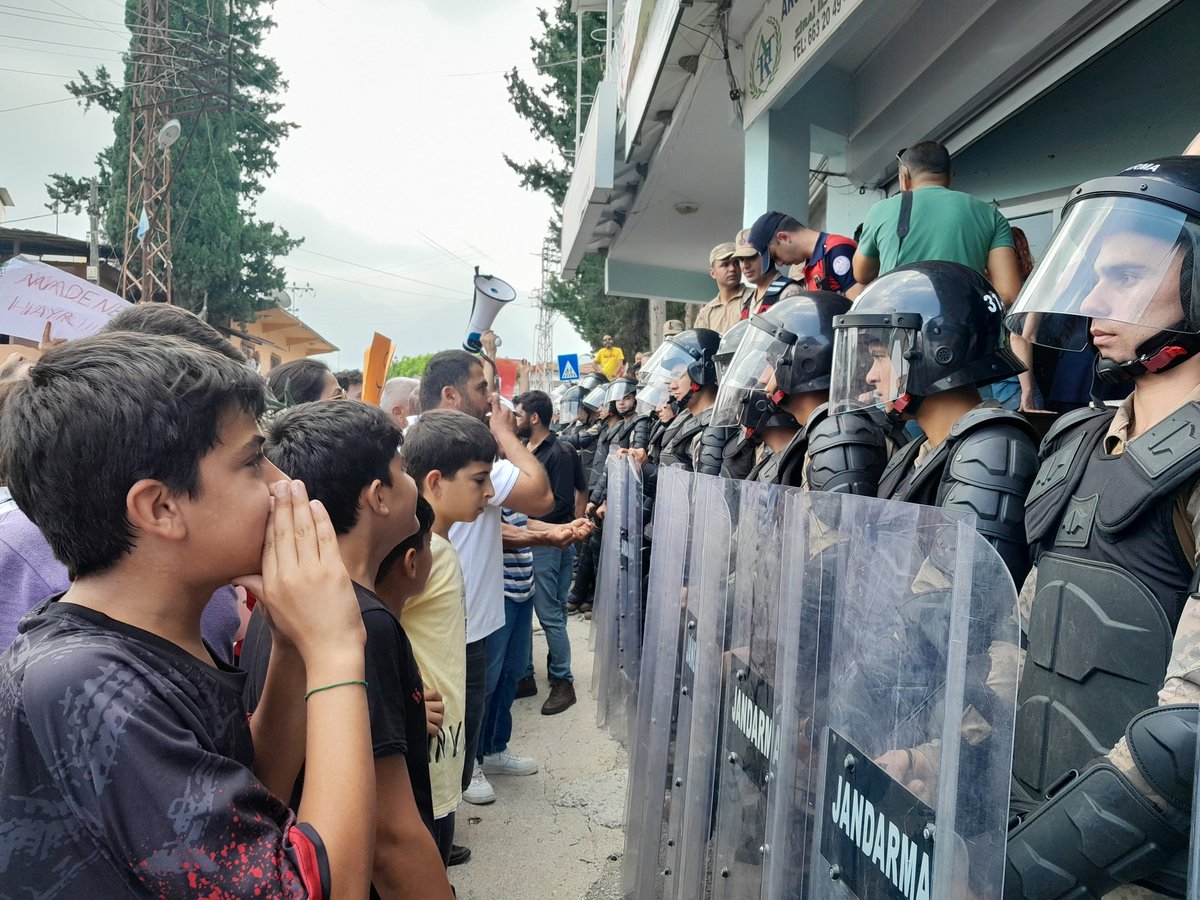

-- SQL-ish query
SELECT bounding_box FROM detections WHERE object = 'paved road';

[450,615,629,900]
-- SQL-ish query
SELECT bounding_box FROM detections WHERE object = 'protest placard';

[0,257,131,342]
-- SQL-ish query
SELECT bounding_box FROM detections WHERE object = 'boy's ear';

[363,478,388,515]
[404,547,419,579]
[126,479,186,542]
[424,469,443,497]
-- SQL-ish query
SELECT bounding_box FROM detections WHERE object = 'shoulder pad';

[807,408,891,495]
[1038,403,1114,458]
[948,406,1040,444]
[942,420,1040,585]
[1098,401,1200,533]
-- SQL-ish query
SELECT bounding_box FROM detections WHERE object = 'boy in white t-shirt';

[395,410,498,866]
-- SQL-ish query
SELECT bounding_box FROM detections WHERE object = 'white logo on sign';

[833,255,851,277]
[561,360,578,379]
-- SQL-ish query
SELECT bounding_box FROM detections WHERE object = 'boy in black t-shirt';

[241,400,454,900]
[0,333,375,898]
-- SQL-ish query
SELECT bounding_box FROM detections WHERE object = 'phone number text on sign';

[791,0,850,62]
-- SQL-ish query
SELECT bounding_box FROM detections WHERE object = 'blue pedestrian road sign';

[558,353,580,381]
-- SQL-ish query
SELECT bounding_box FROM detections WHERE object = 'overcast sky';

[1,0,589,367]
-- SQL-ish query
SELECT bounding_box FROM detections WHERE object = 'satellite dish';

[156,118,182,149]
[271,289,292,309]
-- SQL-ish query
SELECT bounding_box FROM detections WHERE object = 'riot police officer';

[1002,156,1200,898]
[695,320,759,479]
[828,260,1039,584]
[632,328,722,474]
[711,291,897,490]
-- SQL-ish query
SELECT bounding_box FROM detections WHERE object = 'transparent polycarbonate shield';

[1190,706,1200,900]
[591,460,623,732]
[709,480,800,900]
[764,491,1020,900]
[623,468,695,900]
[600,455,645,746]
[659,474,740,898]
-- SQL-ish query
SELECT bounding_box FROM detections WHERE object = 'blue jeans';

[531,544,574,683]
[479,596,534,758]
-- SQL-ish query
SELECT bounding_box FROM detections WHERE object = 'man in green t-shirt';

[852,141,1021,300]
[853,141,1036,408]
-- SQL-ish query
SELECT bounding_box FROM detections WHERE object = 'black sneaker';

[541,679,577,716]
[448,844,472,866]
[515,675,537,698]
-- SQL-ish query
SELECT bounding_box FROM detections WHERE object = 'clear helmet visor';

[640,340,696,388]
[830,326,914,414]
[714,318,752,381]
[581,384,609,411]
[636,382,669,415]
[558,396,581,421]
[1006,196,1200,353]
[605,380,636,408]
[711,326,787,427]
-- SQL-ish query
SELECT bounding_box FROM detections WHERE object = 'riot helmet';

[1005,157,1200,383]
[712,292,849,434]
[581,382,610,413]
[635,381,670,416]
[606,376,639,417]
[557,384,584,422]
[714,318,752,381]
[577,370,610,394]
[830,261,1022,418]
[639,328,721,393]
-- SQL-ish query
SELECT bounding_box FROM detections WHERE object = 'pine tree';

[45,0,298,326]
[504,2,682,356]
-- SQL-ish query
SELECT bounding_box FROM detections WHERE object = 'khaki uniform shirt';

[694,286,754,335]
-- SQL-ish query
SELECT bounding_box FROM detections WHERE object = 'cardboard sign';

[0,258,130,341]
[361,332,394,406]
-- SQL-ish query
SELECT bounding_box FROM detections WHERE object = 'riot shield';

[592,455,644,745]
[591,468,619,729]
[622,466,695,900]
[663,474,740,900]
[709,480,801,900]
[1190,706,1200,900]
[761,491,1020,900]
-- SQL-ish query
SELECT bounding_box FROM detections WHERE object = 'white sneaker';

[462,763,495,805]
[481,749,539,777]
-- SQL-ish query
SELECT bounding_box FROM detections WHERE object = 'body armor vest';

[1014,401,1200,803]
[658,408,704,471]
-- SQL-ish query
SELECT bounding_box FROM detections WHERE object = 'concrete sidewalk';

[449,615,629,900]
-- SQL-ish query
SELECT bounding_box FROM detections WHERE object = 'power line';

[293,247,467,295]
[284,263,469,300]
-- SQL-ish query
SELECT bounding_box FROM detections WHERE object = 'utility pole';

[86,179,100,285]
[533,235,561,391]
[120,0,173,303]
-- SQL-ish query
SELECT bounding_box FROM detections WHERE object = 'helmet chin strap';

[1093,322,1200,385]
[888,391,922,424]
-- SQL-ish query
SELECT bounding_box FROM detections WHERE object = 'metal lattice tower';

[120,0,175,303]
[532,236,561,390]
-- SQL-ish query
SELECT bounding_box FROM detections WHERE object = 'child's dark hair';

[335,369,364,390]
[419,350,479,412]
[101,302,247,363]
[264,400,402,533]
[403,409,497,487]
[0,333,266,578]
[514,390,553,428]
[267,358,332,405]
[378,495,435,581]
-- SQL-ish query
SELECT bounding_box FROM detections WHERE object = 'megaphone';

[463,271,517,353]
